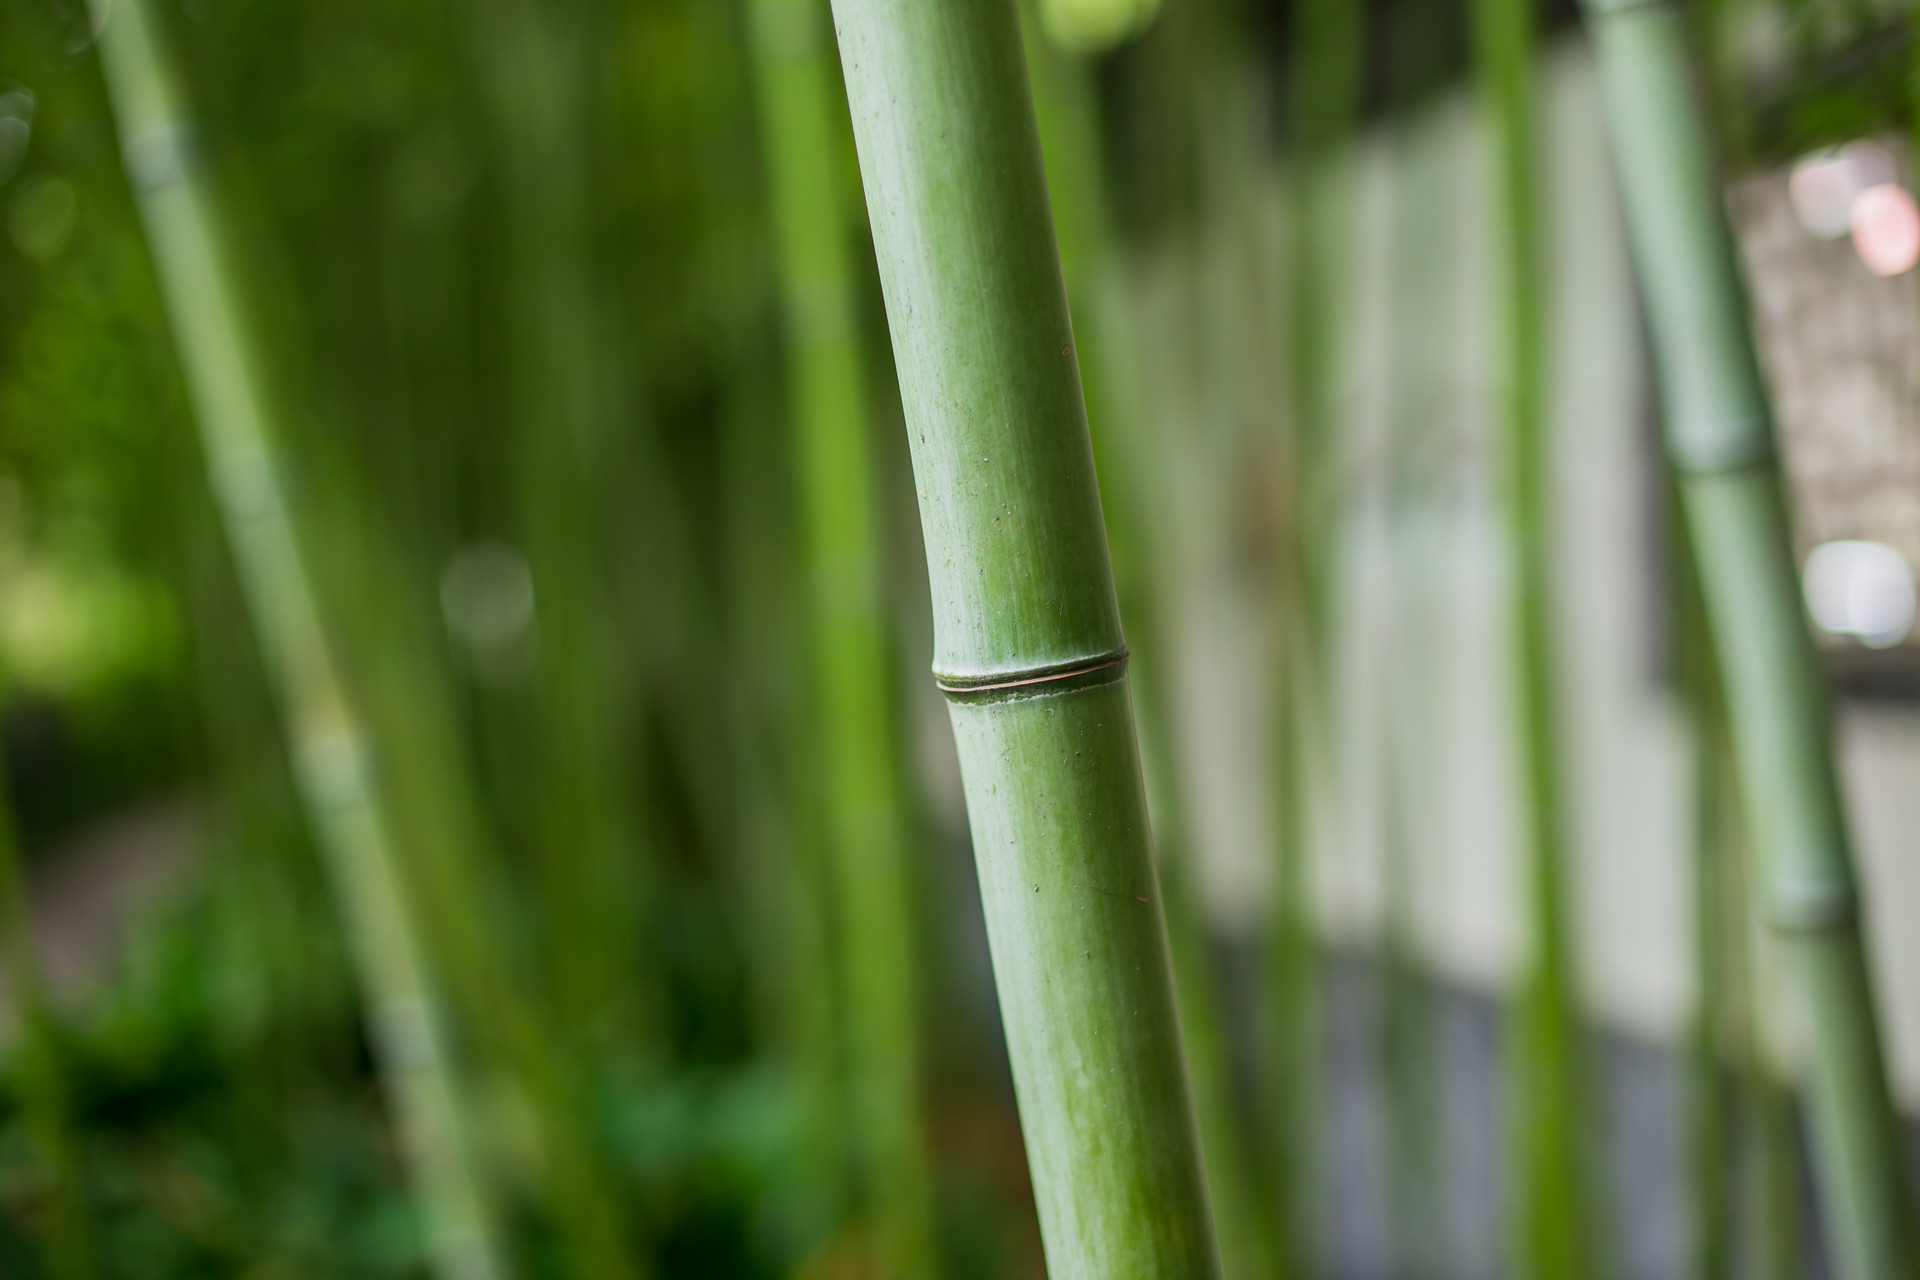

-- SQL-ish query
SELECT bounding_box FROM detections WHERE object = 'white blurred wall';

[1153,38,1920,1108]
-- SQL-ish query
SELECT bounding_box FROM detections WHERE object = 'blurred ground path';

[0,800,200,1025]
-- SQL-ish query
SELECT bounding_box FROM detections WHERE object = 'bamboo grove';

[0,0,1915,1276]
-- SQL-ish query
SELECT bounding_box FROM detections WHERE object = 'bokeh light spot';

[1804,539,1916,648]
[1850,183,1920,277]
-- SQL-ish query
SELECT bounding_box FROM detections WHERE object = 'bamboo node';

[1766,879,1858,932]
[934,651,1129,700]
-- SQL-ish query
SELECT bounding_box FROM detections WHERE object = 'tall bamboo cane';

[1275,2,1365,1269]
[1469,0,1595,1275]
[1021,17,1280,1280]
[1579,3,1919,1277]
[745,0,938,1272]
[474,0,655,1060]
[89,4,503,1278]
[0,763,92,1280]
[826,2,1221,1275]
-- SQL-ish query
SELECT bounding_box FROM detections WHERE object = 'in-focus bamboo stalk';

[0,766,92,1280]
[89,4,503,1278]
[1579,3,1919,1278]
[1020,17,1279,1280]
[744,0,938,1271]
[826,2,1222,1274]
[1469,0,1594,1275]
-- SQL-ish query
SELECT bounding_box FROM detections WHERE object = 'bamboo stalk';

[1579,3,1919,1278]
[1020,19,1280,1280]
[1382,108,1454,1278]
[1274,4,1365,1267]
[89,4,504,1278]
[825,2,1221,1275]
[473,0,655,1059]
[744,0,938,1271]
[0,766,92,1280]
[1468,0,1595,1275]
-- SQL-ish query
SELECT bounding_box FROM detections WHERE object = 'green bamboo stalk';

[1281,0,1362,647]
[826,2,1221,1275]
[1676,479,1737,1280]
[718,363,845,1248]
[1275,5,1364,1268]
[1579,3,1920,1278]
[1381,110,1454,1277]
[1020,19,1281,1280]
[473,0,655,1060]
[1468,0,1595,1276]
[0,763,92,1280]
[744,0,938,1272]
[88,4,503,1278]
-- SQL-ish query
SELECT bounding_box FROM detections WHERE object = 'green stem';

[1274,3,1366,1267]
[89,4,504,1278]
[826,2,1222,1274]
[745,0,938,1271]
[1021,19,1279,1280]
[474,0,657,1063]
[1469,0,1595,1275]
[1581,3,1919,1277]
[0,770,93,1280]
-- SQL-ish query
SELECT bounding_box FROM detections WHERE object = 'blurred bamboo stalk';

[466,23,678,1265]
[0,765,92,1280]
[826,0,1221,1274]
[1021,17,1280,1280]
[1469,0,1595,1275]
[1680,510,1734,1280]
[89,3,504,1278]
[474,0,656,1058]
[1581,3,1919,1278]
[743,0,938,1271]
[1274,1,1366,1270]
[1382,110,1451,1277]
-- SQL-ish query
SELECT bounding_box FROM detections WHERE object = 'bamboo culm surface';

[1580,3,1919,1277]
[90,3,504,1278]
[745,0,938,1271]
[1021,16,1279,1279]
[827,1,1222,1275]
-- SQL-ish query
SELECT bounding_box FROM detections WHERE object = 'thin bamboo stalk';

[1468,0,1594,1275]
[745,0,938,1271]
[473,0,655,1061]
[1580,3,1920,1278]
[1275,3,1364,1267]
[89,4,503,1278]
[826,2,1222,1274]
[0,768,92,1280]
[718,362,845,1240]
[1382,111,1453,1278]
